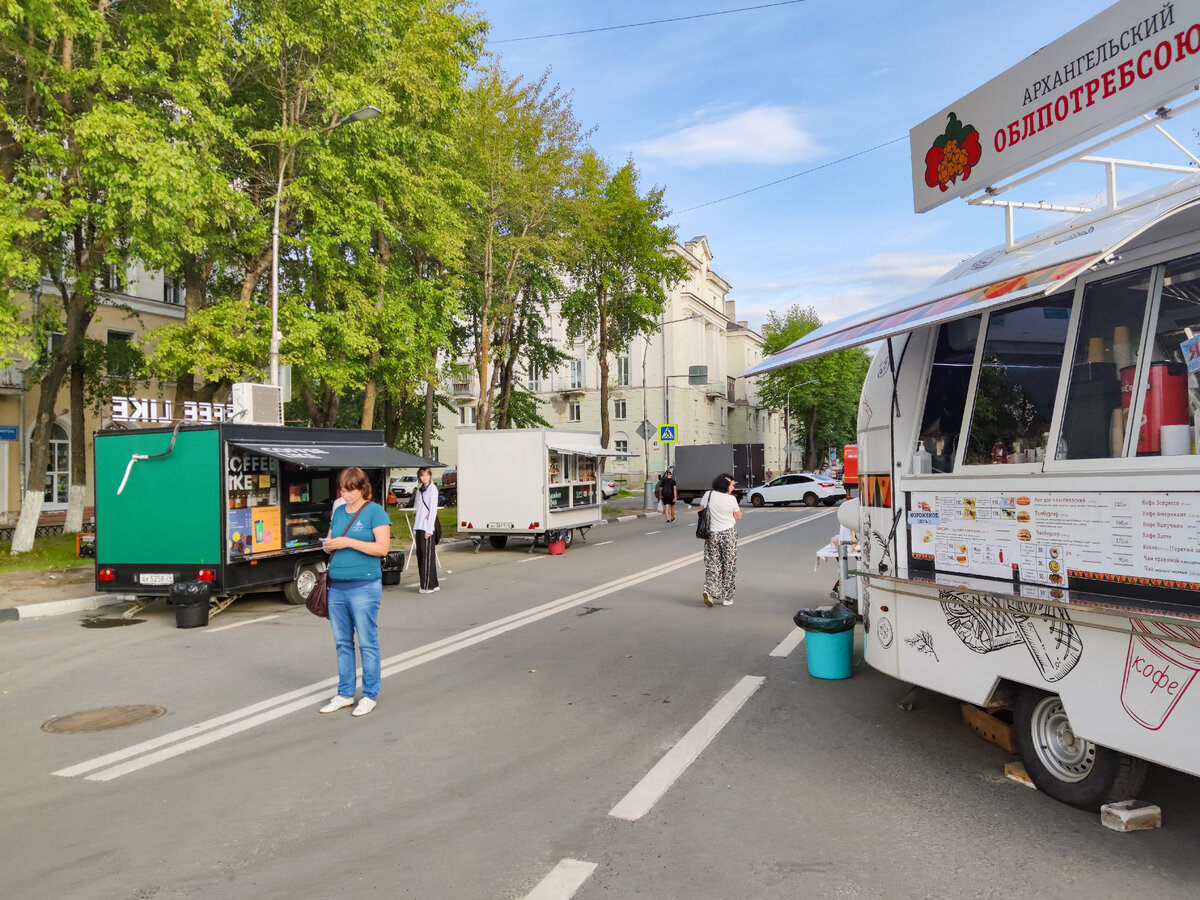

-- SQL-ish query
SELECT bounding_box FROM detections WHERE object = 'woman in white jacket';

[699,472,742,607]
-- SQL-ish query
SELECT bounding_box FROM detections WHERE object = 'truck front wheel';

[1014,687,1147,809]
[283,564,321,605]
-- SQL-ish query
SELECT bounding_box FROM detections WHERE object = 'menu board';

[910,491,1200,593]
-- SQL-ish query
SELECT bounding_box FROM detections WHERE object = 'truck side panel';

[457,431,545,532]
[95,429,223,564]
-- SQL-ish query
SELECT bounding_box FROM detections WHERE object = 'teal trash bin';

[794,606,856,679]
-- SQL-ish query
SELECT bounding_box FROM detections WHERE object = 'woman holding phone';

[318,467,391,717]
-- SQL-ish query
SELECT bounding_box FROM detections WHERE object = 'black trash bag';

[382,550,405,570]
[794,604,857,634]
[170,580,211,606]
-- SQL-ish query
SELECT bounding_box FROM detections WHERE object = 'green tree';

[561,154,687,452]
[458,67,586,429]
[1,0,233,551]
[757,304,870,471]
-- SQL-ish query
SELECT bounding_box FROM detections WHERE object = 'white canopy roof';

[745,175,1200,376]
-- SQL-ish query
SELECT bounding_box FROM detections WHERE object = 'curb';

[602,512,651,524]
[1,593,132,623]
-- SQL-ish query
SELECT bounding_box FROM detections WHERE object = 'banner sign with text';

[911,0,1200,212]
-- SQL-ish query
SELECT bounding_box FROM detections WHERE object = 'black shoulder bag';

[695,491,711,540]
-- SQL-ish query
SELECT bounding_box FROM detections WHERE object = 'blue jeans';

[328,579,382,700]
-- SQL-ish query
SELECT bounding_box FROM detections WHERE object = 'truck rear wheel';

[489,535,508,550]
[283,564,320,605]
[803,492,819,507]
[1014,687,1147,809]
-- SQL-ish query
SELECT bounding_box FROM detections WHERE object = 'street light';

[268,105,382,387]
[785,379,817,472]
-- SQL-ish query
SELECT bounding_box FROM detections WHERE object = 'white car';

[746,473,845,508]
[600,479,618,499]
[389,474,419,499]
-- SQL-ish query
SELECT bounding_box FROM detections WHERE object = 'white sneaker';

[319,695,354,714]
[721,598,734,606]
[703,591,714,608]
[352,697,377,717]
[419,588,433,594]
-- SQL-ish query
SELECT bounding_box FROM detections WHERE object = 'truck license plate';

[138,573,175,586]
[487,522,514,529]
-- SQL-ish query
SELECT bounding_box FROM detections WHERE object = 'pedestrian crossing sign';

[659,424,677,443]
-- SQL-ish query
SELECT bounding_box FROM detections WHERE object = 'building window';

[615,439,628,454]
[614,398,626,420]
[42,331,66,363]
[708,401,714,424]
[528,365,541,392]
[459,405,477,425]
[43,422,70,505]
[569,401,581,422]
[163,273,184,305]
[616,354,630,387]
[107,329,133,345]
[570,360,585,389]
[727,376,736,400]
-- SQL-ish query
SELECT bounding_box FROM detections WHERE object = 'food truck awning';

[547,438,632,457]
[744,176,1200,376]
[229,441,440,469]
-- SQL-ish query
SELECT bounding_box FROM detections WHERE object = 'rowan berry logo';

[924,112,982,193]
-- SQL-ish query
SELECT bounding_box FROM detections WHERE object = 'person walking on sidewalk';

[413,466,440,594]
[699,472,742,607]
[319,467,391,718]
[659,468,678,523]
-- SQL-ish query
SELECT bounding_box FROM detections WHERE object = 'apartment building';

[436,237,785,485]
[0,265,186,524]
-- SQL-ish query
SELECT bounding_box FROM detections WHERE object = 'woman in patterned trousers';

[699,473,742,607]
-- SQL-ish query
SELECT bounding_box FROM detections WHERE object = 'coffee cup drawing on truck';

[744,0,1200,811]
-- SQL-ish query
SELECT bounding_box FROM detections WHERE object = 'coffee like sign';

[110,395,234,424]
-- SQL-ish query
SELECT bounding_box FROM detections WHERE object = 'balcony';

[0,365,26,391]
[705,381,729,400]
[451,381,473,398]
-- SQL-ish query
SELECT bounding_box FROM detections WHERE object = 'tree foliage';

[561,154,686,449]
[757,305,870,471]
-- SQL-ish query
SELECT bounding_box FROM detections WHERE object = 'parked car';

[439,468,457,506]
[745,473,845,508]
[389,474,419,501]
[600,478,618,499]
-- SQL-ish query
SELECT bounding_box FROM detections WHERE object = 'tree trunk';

[423,380,435,458]
[360,374,377,430]
[12,287,92,553]
[597,305,611,451]
[64,358,86,533]
[173,256,210,405]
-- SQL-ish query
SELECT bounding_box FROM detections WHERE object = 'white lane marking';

[524,859,597,900]
[769,627,806,658]
[57,518,807,781]
[205,615,280,633]
[519,557,541,563]
[609,675,765,821]
[594,541,613,546]
[646,530,662,535]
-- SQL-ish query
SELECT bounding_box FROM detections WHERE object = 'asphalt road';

[3,505,1200,899]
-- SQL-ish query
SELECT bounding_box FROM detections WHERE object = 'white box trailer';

[747,1,1200,813]
[457,429,623,550]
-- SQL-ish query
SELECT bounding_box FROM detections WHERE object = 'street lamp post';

[640,313,703,508]
[268,105,381,387]
[659,313,703,472]
[784,379,817,473]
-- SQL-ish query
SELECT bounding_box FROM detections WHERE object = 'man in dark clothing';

[659,470,678,523]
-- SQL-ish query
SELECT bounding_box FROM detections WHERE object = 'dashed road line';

[205,615,280,633]
[609,675,765,821]
[769,627,806,657]
[524,859,597,900]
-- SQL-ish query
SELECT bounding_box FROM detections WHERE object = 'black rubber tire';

[1014,687,1148,809]
[489,535,508,550]
[803,492,819,507]
[564,529,574,547]
[750,494,765,508]
[283,564,320,605]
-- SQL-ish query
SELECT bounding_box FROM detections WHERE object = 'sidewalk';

[0,565,127,622]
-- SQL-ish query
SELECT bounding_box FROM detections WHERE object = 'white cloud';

[633,105,817,168]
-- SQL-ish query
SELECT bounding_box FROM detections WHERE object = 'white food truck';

[456,429,623,550]
[749,0,1200,809]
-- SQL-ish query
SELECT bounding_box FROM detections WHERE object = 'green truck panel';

[94,429,222,563]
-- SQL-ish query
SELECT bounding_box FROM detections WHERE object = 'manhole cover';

[42,705,166,733]
[80,616,146,628]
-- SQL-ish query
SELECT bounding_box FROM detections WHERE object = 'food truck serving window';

[964,294,1072,466]
[919,316,980,474]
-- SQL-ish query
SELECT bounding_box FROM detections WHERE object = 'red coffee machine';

[1120,361,1188,453]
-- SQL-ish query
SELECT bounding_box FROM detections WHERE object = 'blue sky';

[473,1,1200,332]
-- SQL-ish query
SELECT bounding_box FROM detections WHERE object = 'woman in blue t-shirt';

[318,467,391,718]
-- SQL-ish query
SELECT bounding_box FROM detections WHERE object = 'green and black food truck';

[94,424,433,605]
